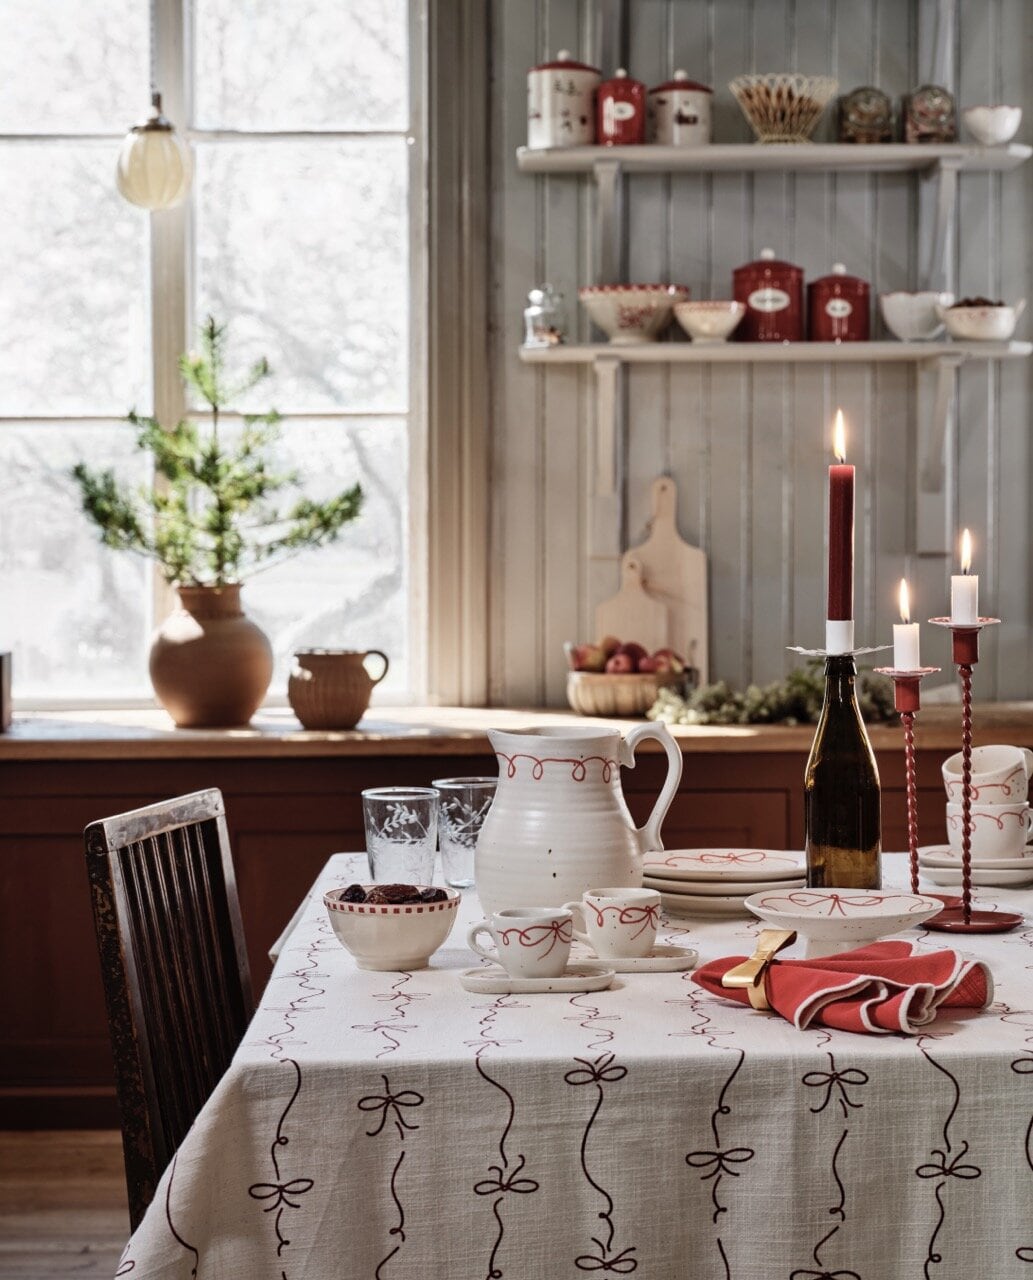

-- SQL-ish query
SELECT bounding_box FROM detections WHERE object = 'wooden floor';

[0,1132,129,1279]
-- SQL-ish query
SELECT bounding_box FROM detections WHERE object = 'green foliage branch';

[72,317,363,586]
[649,660,896,726]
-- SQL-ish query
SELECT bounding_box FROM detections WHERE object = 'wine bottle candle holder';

[923,618,1022,934]
[873,665,940,895]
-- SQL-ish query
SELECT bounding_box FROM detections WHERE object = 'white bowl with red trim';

[324,885,461,970]
[744,887,942,958]
[673,300,746,343]
[579,284,689,344]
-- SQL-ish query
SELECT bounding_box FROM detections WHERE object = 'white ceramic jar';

[527,50,601,149]
[648,70,713,145]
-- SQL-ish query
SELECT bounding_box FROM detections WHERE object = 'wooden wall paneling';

[995,0,1033,698]
[490,0,542,706]
[492,0,1030,703]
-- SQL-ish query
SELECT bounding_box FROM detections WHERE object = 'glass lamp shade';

[116,95,193,211]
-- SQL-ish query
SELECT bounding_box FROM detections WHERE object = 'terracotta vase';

[288,649,389,730]
[149,584,273,728]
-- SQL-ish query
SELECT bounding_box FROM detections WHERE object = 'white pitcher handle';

[620,722,683,853]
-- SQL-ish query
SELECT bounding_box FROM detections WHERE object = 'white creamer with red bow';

[476,724,683,915]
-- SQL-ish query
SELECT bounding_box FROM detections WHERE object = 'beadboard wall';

[486,0,1032,706]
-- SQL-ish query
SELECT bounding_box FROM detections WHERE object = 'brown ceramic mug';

[288,649,389,730]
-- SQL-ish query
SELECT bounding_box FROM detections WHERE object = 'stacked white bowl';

[919,745,1033,887]
[643,848,805,919]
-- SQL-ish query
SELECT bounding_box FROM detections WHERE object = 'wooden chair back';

[85,788,254,1229]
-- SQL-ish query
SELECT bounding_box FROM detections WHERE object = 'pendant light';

[115,0,193,211]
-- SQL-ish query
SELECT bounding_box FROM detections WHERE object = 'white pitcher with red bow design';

[476,724,683,915]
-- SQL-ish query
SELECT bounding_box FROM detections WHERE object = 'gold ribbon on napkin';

[720,929,797,1010]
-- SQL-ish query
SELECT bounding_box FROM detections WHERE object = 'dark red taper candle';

[827,410,854,621]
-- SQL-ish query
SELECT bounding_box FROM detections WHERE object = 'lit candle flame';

[961,527,973,575]
[832,409,847,463]
[898,577,910,624]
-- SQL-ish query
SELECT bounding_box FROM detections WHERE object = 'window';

[0,0,419,704]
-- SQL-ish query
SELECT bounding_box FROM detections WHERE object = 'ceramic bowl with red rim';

[578,284,689,344]
[673,300,746,343]
[324,885,461,970]
[744,888,942,958]
[643,848,804,883]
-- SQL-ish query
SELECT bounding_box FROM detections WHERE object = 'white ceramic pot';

[962,105,1022,146]
[879,291,954,341]
[648,70,713,145]
[527,50,600,150]
[476,724,683,915]
[578,284,689,344]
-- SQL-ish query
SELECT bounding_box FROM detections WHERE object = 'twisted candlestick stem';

[902,711,919,895]
[960,664,973,925]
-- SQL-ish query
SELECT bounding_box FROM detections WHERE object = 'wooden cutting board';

[623,476,709,683]
[594,556,669,654]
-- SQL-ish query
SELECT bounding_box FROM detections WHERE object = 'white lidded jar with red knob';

[647,70,713,145]
[527,50,601,149]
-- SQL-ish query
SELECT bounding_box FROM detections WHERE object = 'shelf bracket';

[593,353,622,496]
[916,350,966,555]
[922,157,961,292]
[593,159,623,285]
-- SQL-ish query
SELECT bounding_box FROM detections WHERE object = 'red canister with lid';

[597,68,646,144]
[732,248,804,342]
[807,263,870,341]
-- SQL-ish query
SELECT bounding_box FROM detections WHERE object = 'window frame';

[4,0,473,711]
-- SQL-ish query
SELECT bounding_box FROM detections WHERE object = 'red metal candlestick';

[874,666,940,894]
[923,618,1022,934]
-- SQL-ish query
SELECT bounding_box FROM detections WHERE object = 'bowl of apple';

[564,637,691,717]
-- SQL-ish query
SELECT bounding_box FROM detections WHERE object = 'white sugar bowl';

[879,291,954,341]
[963,105,1022,147]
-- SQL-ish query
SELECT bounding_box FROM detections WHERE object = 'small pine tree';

[72,317,363,586]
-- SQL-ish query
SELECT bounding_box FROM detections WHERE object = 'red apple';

[652,647,686,674]
[573,643,607,673]
[637,655,658,673]
[599,634,622,658]
[605,652,635,674]
[617,641,648,667]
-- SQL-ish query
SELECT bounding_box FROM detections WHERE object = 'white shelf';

[516,142,1032,175]
[518,340,1032,365]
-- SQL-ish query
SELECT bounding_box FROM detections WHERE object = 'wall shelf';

[516,142,1032,175]
[518,340,1032,365]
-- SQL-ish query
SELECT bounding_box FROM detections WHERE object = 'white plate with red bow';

[644,848,804,883]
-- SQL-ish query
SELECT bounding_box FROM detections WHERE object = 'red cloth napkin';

[694,941,993,1035]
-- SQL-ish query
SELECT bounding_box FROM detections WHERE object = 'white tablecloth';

[120,854,1033,1280]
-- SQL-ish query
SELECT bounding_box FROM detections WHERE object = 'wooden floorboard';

[0,1132,129,1280]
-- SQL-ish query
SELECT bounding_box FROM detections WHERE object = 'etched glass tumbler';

[361,787,439,884]
[433,776,497,888]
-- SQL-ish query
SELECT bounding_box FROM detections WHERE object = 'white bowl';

[744,887,942,958]
[673,300,746,343]
[879,291,954,341]
[939,300,1025,341]
[324,885,461,970]
[579,285,689,344]
[963,105,1022,147]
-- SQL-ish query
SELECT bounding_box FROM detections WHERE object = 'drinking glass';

[361,787,439,884]
[433,776,496,888]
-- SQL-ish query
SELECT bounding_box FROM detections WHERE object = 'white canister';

[527,49,601,150]
[648,70,713,145]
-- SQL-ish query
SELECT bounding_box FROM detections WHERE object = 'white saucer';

[918,844,1033,870]
[644,849,804,883]
[921,864,1033,888]
[459,964,616,994]
[645,874,805,897]
[579,944,698,973]
[659,890,751,918]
